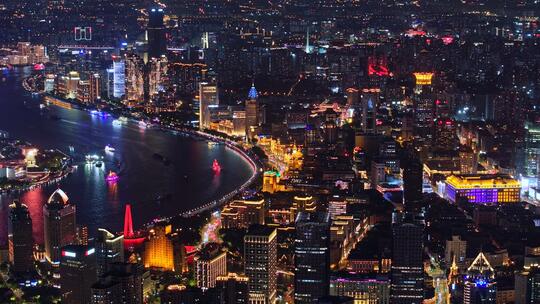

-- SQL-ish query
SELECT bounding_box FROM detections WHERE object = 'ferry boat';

[212,159,221,173]
[138,121,149,129]
[105,171,119,182]
[104,145,116,153]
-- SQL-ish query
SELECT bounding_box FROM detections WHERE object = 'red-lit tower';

[123,204,146,249]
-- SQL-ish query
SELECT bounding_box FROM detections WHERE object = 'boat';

[104,145,116,153]
[207,141,218,148]
[105,171,119,182]
[112,119,123,126]
[85,154,101,164]
[138,121,148,129]
[212,159,221,173]
[118,116,128,123]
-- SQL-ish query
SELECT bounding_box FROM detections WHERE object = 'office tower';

[329,273,390,304]
[244,225,277,304]
[76,225,89,245]
[195,243,227,289]
[43,189,76,264]
[92,262,144,304]
[91,276,122,304]
[76,80,92,104]
[294,212,331,304]
[125,53,145,102]
[245,83,259,139]
[199,82,219,130]
[215,273,249,304]
[524,120,540,178]
[143,221,175,271]
[463,252,496,304]
[147,7,166,59]
[515,266,540,304]
[402,157,423,209]
[360,88,379,134]
[112,59,125,99]
[60,244,97,304]
[148,56,168,100]
[445,235,467,269]
[95,228,124,277]
[390,211,424,304]
[8,200,34,274]
[328,196,347,218]
[89,73,101,102]
[412,72,435,141]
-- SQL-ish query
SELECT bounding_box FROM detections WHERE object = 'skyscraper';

[148,56,168,100]
[60,244,97,304]
[245,83,259,139]
[112,59,125,99]
[390,211,424,304]
[402,157,423,209]
[463,252,496,304]
[515,265,540,304]
[8,200,34,274]
[92,262,144,304]
[199,82,219,130]
[294,211,331,304]
[195,243,227,289]
[125,53,145,103]
[215,273,249,304]
[43,189,76,264]
[244,225,277,304]
[143,221,175,271]
[95,228,124,277]
[147,8,167,59]
[360,88,379,134]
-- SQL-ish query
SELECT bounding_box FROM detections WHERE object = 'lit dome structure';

[47,188,69,205]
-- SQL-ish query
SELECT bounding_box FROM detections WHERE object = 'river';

[0,67,253,244]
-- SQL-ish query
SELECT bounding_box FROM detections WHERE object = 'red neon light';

[442,36,454,45]
[368,56,390,77]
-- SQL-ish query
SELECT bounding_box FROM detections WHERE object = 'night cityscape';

[0,0,540,303]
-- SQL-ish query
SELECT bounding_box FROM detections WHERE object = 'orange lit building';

[143,222,175,271]
[221,198,265,229]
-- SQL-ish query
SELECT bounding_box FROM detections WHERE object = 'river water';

[0,67,252,244]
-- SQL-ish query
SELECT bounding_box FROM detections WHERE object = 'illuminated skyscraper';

[148,56,168,100]
[515,266,540,304]
[60,244,97,304]
[412,72,435,141]
[8,200,34,274]
[199,82,219,130]
[215,273,249,304]
[147,8,166,59]
[463,252,496,304]
[195,243,227,289]
[245,83,259,139]
[143,221,175,271]
[95,228,124,277]
[43,189,76,264]
[92,262,144,304]
[294,212,331,304]
[360,88,379,134]
[244,225,277,304]
[125,53,145,103]
[390,211,424,304]
[112,60,125,99]
[402,157,423,209]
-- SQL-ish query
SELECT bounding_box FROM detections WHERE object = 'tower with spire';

[245,80,260,140]
[305,26,312,54]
